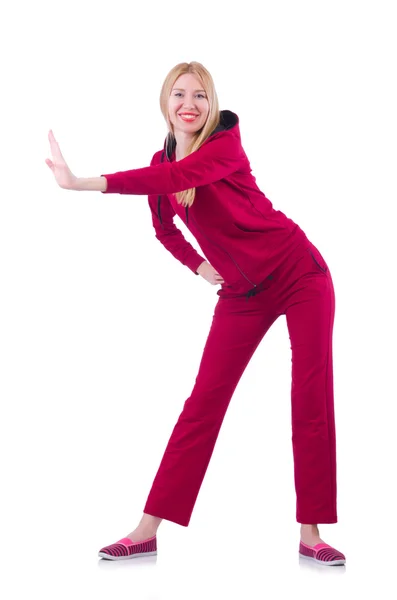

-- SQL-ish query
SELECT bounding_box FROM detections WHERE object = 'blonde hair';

[159,61,220,208]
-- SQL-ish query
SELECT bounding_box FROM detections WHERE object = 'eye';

[173,93,206,98]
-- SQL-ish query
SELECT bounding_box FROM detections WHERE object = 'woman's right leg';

[129,293,279,536]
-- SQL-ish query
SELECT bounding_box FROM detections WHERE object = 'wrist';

[74,176,107,191]
[196,260,207,275]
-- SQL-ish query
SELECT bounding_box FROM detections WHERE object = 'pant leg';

[144,295,279,526]
[283,244,337,524]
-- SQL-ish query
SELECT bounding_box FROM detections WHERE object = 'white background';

[1,0,396,598]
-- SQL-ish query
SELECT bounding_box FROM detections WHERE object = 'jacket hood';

[157,110,239,228]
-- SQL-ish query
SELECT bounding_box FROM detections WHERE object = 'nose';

[182,94,197,107]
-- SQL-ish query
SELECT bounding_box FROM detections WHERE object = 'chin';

[177,125,202,134]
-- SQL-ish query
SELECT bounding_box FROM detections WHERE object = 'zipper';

[157,144,262,298]
[188,213,258,288]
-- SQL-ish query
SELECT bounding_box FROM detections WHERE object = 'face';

[168,73,210,136]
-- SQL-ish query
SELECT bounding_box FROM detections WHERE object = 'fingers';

[48,129,66,163]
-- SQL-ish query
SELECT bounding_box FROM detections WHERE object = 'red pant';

[144,241,337,525]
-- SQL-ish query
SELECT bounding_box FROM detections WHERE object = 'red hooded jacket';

[100,110,311,299]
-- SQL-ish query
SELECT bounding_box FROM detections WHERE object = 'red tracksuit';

[100,110,338,525]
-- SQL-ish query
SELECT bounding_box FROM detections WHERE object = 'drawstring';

[157,150,166,229]
[157,195,164,229]
[157,148,189,227]
[157,196,189,227]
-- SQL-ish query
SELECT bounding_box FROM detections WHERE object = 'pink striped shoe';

[98,535,157,560]
[299,541,346,566]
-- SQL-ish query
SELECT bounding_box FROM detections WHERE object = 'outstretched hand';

[45,130,78,189]
[197,261,225,285]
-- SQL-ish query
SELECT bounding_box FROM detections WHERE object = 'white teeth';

[180,115,197,119]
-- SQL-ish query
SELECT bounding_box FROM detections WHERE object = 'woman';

[46,61,346,566]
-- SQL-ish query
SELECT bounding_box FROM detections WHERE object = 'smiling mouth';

[179,114,199,121]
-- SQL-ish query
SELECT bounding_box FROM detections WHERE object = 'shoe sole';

[98,550,157,560]
[299,553,345,566]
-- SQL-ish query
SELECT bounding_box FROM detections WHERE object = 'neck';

[173,130,195,160]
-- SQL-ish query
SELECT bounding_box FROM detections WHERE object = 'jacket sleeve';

[100,131,244,195]
[147,153,207,276]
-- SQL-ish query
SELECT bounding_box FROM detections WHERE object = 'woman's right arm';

[45,131,218,282]
[73,177,107,191]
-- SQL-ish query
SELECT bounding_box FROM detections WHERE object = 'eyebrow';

[172,88,206,93]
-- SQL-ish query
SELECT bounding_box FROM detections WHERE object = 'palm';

[45,130,77,189]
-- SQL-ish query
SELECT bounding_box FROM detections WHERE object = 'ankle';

[300,524,319,532]
[138,513,163,535]
[300,524,320,537]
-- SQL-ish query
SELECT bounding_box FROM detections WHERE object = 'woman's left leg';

[281,243,345,564]
[282,244,337,526]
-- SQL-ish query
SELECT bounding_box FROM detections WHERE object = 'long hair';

[159,62,220,208]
